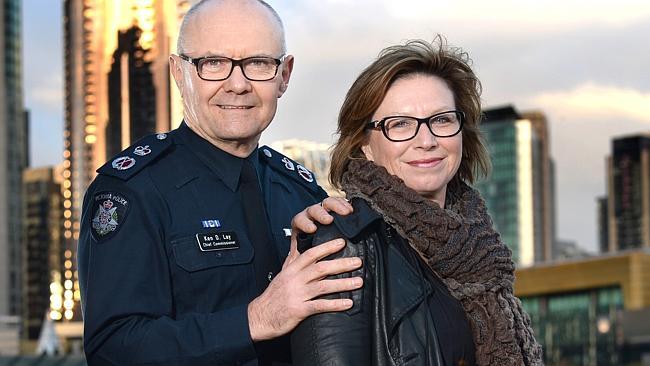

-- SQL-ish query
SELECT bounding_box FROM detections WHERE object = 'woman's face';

[361,74,462,206]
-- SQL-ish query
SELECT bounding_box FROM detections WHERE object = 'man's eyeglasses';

[367,110,464,142]
[179,54,286,81]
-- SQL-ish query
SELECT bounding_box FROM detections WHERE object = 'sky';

[23,0,650,252]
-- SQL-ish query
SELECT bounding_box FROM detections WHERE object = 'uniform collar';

[174,122,260,192]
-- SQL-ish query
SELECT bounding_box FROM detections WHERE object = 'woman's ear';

[361,143,374,161]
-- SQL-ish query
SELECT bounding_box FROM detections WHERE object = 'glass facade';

[1,0,27,320]
[22,168,65,339]
[521,287,624,365]
[476,121,520,262]
[612,136,650,250]
[477,106,555,266]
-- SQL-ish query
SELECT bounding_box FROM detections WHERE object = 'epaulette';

[96,132,173,181]
[259,145,324,195]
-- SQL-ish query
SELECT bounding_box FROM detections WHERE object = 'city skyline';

[23,0,650,253]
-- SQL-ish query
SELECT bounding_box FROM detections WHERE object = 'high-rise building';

[106,25,157,158]
[63,0,197,320]
[22,167,65,343]
[475,106,555,266]
[597,196,609,253]
[521,110,556,262]
[271,139,339,196]
[0,0,28,325]
[605,134,650,251]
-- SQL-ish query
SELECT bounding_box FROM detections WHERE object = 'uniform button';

[263,149,272,158]
[267,272,273,282]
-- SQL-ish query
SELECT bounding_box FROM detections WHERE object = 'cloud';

[382,0,650,29]
[275,0,650,40]
[530,83,650,123]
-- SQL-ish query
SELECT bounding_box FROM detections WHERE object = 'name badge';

[196,231,239,251]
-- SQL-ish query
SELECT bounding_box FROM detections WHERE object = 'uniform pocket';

[169,233,256,313]
[172,234,254,272]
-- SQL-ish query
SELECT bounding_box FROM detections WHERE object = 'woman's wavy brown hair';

[329,35,491,190]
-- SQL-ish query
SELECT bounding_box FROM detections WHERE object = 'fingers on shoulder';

[321,197,352,215]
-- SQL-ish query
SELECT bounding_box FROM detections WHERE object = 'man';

[78,1,359,364]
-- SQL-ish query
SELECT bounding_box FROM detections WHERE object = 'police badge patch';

[90,191,130,242]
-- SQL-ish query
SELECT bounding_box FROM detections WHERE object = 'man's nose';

[222,64,252,93]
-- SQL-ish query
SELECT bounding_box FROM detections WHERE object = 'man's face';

[170,1,293,152]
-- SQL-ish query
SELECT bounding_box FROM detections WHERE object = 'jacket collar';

[174,122,260,192]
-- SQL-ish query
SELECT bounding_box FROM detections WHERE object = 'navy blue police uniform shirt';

[77,122,327,365]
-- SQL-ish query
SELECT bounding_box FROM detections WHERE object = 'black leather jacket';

[292,198,475,366]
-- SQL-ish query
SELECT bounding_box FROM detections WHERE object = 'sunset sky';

[23,0,650,252]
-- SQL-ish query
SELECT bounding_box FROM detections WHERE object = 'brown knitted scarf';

[341,159,544,366]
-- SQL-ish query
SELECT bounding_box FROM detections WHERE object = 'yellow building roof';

[514,250,650,310]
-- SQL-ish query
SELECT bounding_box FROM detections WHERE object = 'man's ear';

[277,55,294,97]
[169,54,185,94]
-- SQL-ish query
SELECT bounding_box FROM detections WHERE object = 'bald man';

[77,1,359,364]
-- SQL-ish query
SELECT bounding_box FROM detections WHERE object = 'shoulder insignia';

[259,145,325,196]
[90,191,131,243]
[97,132,173,180]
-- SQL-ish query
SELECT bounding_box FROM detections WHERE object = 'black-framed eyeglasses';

[367,110,464,142]
[178,54,286,81]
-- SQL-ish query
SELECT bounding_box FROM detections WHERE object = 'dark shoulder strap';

[96,132,172,181]
[258,145,327,198]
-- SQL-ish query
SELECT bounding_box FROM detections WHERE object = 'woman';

[291,37,543,365]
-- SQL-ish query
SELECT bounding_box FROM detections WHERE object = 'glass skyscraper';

[605,134,650,251]
[475,106,555,266]
[0,0,28,320]
[22,167,65,340]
